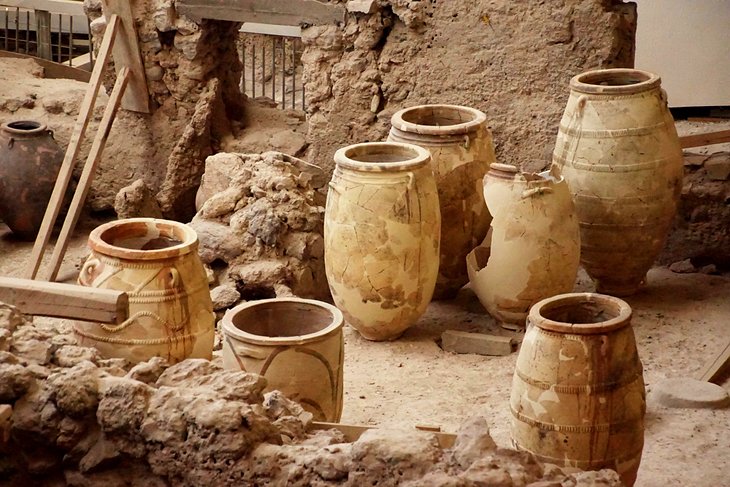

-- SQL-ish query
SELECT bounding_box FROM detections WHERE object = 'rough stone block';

[441,330,517,356]
[705,153,730,181]
[650,378,730,409]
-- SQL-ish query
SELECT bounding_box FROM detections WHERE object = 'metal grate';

[239,25,306,111]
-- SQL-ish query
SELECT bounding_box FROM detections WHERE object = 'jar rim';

[529,292,632,334]
[2,120,48,135]
[334,141,431,172]
[88,218,198,260]
[222,297,344,345]
[391,104,487,135]
[570,68,661,95]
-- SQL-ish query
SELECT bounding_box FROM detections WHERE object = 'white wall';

[635,0,730,107]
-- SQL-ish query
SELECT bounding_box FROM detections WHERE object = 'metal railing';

[0,1,91,67]
[239,23,306,111]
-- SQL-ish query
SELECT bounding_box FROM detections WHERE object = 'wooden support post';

[0,276,128,324]
[697,341,730,384]
[679,129,730,149]
[24,14,120,280]
[35,9,52,59]
[45,67,131,282]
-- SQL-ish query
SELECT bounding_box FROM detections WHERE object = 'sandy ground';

[0,216,728,487]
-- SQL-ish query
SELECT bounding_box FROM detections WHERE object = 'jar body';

[552,69,683,296]
[221,298,344,422]
[0,121,65,240]
[389,105,495,299]
[467,164,580,327]
[75,218,215,364]
[510,293,646,487]
[324,142,440,341]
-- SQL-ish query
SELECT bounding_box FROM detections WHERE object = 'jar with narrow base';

[466,163,580,328]
[389,104,495,299]
[324,142,440,341]
[552,68,683,296]
[75,218,215,364]
[510,293,646,486]
[222,297,344,422]
[0,120,66,240]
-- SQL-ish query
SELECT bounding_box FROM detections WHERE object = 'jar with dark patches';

[0,120,66,240]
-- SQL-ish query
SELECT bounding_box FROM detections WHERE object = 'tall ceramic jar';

[510,293,646,486]
[75,218,215,363]
[324,142,440,341]
[552,68,683,296]
[389,104,495,299]
[0,120,65,240]
[222,297,344,422]
[466,163,580,328]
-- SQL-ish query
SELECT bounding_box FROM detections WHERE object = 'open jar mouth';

[2,120,48,135]
[570,68,661,95]
[223,298,344,345]
[334,141,431,172]
[391,104,487,135]
[529,292,632,334]
[89,218,197,260]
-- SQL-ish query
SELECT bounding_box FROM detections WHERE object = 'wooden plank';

[24,14,119,280]
[45,67,130,282]
[35,9,52,59]
[240,22,302,37]
[0,276,128,324]
[101,0,150,113]
[697,341,730,384]
[0,50,91,82]
[311,422,456,449]
[178,0,345,26]
[679,129,730,149]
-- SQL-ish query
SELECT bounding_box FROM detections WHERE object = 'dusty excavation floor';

[1,218,728,487]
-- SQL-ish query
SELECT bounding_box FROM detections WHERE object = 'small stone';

[650,378,730,409]
[210,285,241,311]
[53,345,101,368]
[683,153,708,167]
[0,363,34,402]
[452,416,497,468]
[705,153,730,181]
[11,338,53,365]
[126,356,169,385]
[347,0,378,14]
[114,179,163,219]
[699,264,718,275]
[669,259,696,274]
[145,65,164,81]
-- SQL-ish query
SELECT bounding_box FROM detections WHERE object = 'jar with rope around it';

[75,218,215,364]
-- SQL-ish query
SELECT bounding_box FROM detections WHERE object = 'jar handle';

[463,134,471,150]
[226,340,270,360]
[47,129,55,140]
[78,258,101,286]
[7,137,13,149]
[659,88,669,109]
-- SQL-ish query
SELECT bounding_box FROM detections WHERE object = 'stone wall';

[301,0,637,173]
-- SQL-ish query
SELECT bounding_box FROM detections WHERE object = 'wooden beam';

[101,0,150,113]
[697,340,730,384]
[46,67,131,282]
[177,0,345,26]
[0,277,128,324]
[25,14,120,280]
[0,50,91,82]
[679,129,730,149]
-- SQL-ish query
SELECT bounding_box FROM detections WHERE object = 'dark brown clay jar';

[0,120,65,240]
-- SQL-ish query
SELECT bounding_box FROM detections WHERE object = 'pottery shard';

[0,362,34,402]
[350,429,441,483]
[650,378,730,409]
[114,179,163,219]
[47,361,99,418]
[452,416,498,468]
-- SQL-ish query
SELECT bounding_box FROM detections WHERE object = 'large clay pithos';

[388,104,495,299]
[221,297,344,422]
[324,142,440,341]
[510,292,646,486]
[0,120,65,240]
[552,68,683,296]
[467,163,580,328]
[75,218,215,364]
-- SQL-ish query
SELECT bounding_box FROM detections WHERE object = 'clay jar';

[467,163,580,328]
[221,297,344,422]
[389,104,495,299]
[510,293,646,486]
[552,68,683,296]
[75,218,215,363]
[324,142,440,341]
[0,120,65,240]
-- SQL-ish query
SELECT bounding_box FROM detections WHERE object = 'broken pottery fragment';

[552,68,683,296]
[467,163,580,328]
[389,104,496,299]
[221,297,344,422]
[510,293,646,486]
[76,218,215,364]
[324,142,440,341]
